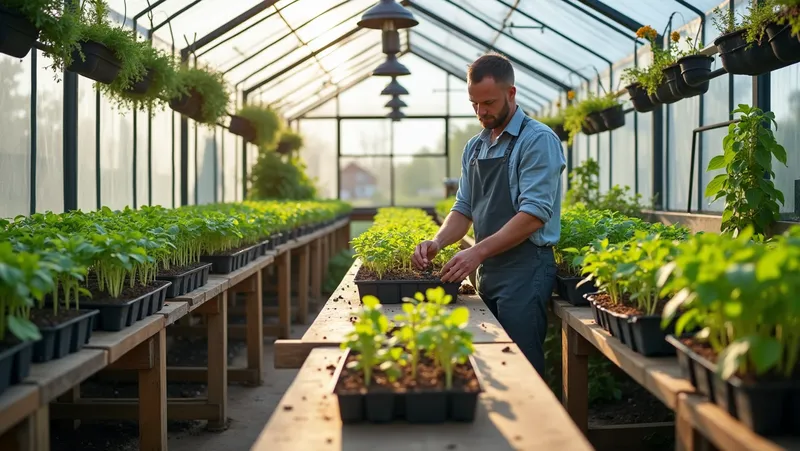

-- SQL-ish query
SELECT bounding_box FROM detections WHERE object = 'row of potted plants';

[0,199,351,395]
[351,208,461,303]
[533,91,626,144]
[332,287,482,423]
[623,1,800,113]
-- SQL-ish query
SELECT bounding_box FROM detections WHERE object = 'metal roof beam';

[181,1,279,60]
[573,0,644,34]
[404,1,571,92]
[150,0,203,37]
[560,0,642,42]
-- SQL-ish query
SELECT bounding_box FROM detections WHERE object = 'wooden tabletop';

[252,343,594,451]
[85,315,165,363]
[22,349,107,405]
[0,384,39,436]
[552,299,693,410]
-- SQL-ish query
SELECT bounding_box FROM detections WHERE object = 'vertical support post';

[138,329,167,450]
[29,49,37,215]
[277,250,292,339]
[63,51,79,212]
[133,110,138,209]
[206,292,228,431]
[561,317,589,434]
[247,271,264,384]
[297,244,310,324]
[310,238,322,301]
[336,117,342,200]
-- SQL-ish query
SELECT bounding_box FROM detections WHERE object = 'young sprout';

[429,305,473,390]
[393,292,429,379]
[341,295,390,386]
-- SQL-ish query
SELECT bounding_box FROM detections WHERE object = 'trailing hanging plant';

[1,0,82,76]
[776,0,800,38]
[277,129,303,154]
[704,104,788,236]
[235,104,282,148]
[621,25,684,95]
[104,42,180,113]
[173,65,230,126]
[563,93,619,144]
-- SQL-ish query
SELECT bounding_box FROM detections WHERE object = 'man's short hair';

[467,52,514,86]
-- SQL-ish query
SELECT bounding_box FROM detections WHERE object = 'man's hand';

[439,247,484,283]
[412,240,440,269]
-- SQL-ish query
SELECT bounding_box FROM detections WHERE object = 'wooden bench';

[554,299,800,450]
[274,259,513,369]
[252,343,594,450]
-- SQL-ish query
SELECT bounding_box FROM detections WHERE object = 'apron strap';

[502,115,531,162]
[468,134,483,166]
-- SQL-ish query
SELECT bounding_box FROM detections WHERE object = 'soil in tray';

[355,266,447,282]
[156,261,208,277]
[679,337,800,383]
[208,243,253,257]
[591,292,667,316]
[336,353,480,393]
[81,278,169,304]
[30,308,86,327]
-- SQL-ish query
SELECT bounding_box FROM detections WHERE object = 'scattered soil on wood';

[355,266,446,282]
[30,308,87,328]
[335,353,480,393]
[459,283,476,295]
[156,261,209,277]
[80,279,170,305]
[591,292,667,317]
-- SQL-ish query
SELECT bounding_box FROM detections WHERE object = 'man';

[411,53,566,376]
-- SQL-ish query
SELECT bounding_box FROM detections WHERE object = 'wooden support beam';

[310,238,322,301]
[138,328,167,450]
[245,271,264,385]
[206,291,228,431]
[586,422,675,451]
[296,244,310,324]
[50,398,221,422]
[277,250,292,339]
[273,339,341,369]
[562,316,590,434]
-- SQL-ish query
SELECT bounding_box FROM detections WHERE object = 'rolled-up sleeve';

[450,137,475,219]
[517,132,566,223]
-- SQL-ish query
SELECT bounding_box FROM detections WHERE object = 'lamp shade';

[380,77,409,96]
[387,107,406,121]
[384,95,407,109]
[372,54,410,76]
[358,0,418,30]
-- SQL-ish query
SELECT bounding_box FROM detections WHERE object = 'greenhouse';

[0,0,799,449]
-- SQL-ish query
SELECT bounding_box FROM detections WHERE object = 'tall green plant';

[236,104,282,148]
[174,65,230,126]
[704,104,788,236]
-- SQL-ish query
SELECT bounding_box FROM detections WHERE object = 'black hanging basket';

[655,78,682,104]
[599,104,625,131]
[126,67,155,95]
[0,6,40,58]
[766,22,800,64]
[277,140,293,155]
[581,118,597,135]
[229,115,257,143]
[666,60,711,99]
[585,111,608,133]
[67,40,123,84]
[169,88,204,122]
[625,82,659,113]
[552,124,569,142]
[679,54,714,89]
[714,28,787,76]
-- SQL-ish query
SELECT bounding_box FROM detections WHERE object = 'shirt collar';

[479,105,525,142]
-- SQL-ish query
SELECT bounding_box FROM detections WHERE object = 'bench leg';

[675,393,718,451]
[561,317,589,435]
[310,239,322,302]
[278,250,292,339]
[139,329,167,450]
[297,244,310,324]
[246,272,263,385]
[206,292,228,430]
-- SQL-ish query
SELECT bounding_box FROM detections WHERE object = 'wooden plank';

[677,393,796,451]
[251,344,594,451]
[245,269,264,385]
[587,422,674,451]
[206,291,228,431]
[173,276,228,307]
[553,300,694,410]
[139,329,167,450]
[85,315,165,363]
[0,385,39,436]
[296,244,310,324]
[301,260,510,345]
[277,250,292,339]
[310,238,322,301]
[157,300,189,325]
[273,339,341,369]
[23,349,107,405]
[562,316,589,434]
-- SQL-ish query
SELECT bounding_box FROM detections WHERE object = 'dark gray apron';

[467,116,557,376]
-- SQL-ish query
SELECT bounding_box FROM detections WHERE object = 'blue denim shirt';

[451,105,566,247]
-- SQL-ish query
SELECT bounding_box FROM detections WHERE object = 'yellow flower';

[671,31,681,42]
[636,25,657,41]
[567,90,575,100]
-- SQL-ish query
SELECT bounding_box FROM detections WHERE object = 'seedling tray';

[79,280,171,331]
[354,278,460,304]
[331,348,484,424]
[200,243,259,274]
[586,292,674,356]
[157,263,212,298]
[556,275,594,306]
[0,339,33,396]
[32,309,98,363]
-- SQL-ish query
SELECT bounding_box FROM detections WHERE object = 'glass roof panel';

[596,0,727,30]
[201,14,291,69]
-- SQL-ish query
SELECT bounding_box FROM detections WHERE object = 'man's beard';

[479,99,510,130]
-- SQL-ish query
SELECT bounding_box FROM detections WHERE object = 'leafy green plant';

[174,65,230,126]
[621,25,684,95]
[277,130,304,154]
[435,197,473,238]
[428,301,472,390]
[563,93,620,144]
[533,111,565,129]
[341,295,390,386]
[108,43,180,113]
[704,104,788,236]
[248,149,318,201]
[236,104,282,148]
[776,0,800,38]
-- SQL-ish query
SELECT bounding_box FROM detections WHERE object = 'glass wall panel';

[339,157,391,206]
[447,119,483,181]
[0,53,32,218]
[196,125,216,204]
[340,119,391,155]
[77,78,97,211]
[392,119,446,155]
[187,120,196,205]
[700,63,730,213]
[298,119,337,199]
[772,62,800,218]
[99,99,133,210]
[448,76,473,116]
[151,107,173,208]
[135,109,149,206]
[173,112,182,207]
[36,53,64,214]
[223,130,238,202]
[394,156,447,206]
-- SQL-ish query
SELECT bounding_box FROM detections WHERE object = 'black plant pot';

[0,339,34,396]
[126,67,155,95]
[79,281,171,332]
[625,83,659,113]
[354,277,461,304]
[169,88,204,122]
[552,124,569,142]
[586,111,608,133]
[556,275,594,306]
[229,115,257,143]
[581,118,597,135]
[679,54,715,88]
[200,243,260,274]
[32,309,98,363]
[766,22,800,64]
[67,40,122,84]
[599,104,625,131]
[664,61,710,100]
[715,28,787,75]
[156,263,213,298]
[628,314,675,357]
[0,6,40,58]
[655,79,682,104]
[331,348,484,423]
